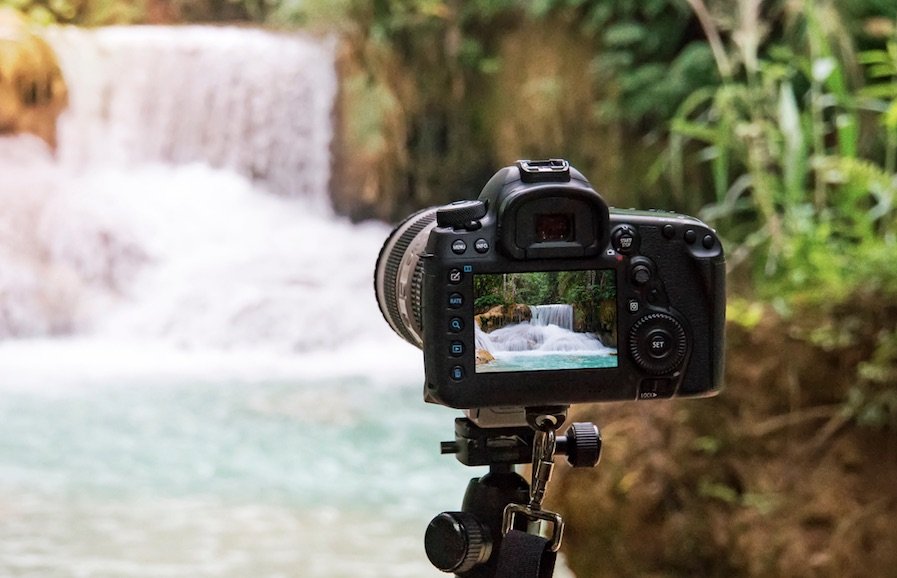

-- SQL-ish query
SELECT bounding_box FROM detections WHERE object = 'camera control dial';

[628,313,687,375]
[436,200,488,230]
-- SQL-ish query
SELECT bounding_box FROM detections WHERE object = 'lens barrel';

[374,207,439,348]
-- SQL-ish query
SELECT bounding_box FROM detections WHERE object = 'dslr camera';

[375,160,725,415]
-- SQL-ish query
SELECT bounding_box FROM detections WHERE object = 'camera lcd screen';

[473,270,618,373]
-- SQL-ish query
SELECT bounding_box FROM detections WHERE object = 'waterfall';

[531,304,574,331]
[45,25,336,204]
[0,25,410,382]
[482,322,610,353]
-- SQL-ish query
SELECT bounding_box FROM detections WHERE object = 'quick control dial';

[628,313,687,375]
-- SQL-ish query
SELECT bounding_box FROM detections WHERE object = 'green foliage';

[474,270,615,331]
[670,1,897,305]
[667,0,897,430]
[3,0,145,24]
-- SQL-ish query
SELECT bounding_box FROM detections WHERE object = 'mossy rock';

[0,8,68,149]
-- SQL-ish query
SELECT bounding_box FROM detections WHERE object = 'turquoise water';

[0,376,476,577]
[477,351,619,373]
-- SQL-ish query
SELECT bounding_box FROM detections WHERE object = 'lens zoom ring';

[378,209,437,345]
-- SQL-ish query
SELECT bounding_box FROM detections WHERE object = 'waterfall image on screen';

[473,270,618,373]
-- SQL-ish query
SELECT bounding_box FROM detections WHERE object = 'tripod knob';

[424,511,492,573]
[565,422,602,468]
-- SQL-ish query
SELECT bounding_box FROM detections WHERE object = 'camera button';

[451,239,467,254]
[702,234,715,249]
[662,224,676,239]
[449,317,464,332]
[448,269,463,284]
[646,329,673,359]
[611,225,638,254]
[448,293,464,309]
[450,366,465,381]
[449,341,464,357]
[474,238,490,253]
[684,229,697,244]
[631,264,652,285]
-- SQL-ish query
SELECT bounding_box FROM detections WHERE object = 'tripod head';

[425,407,602,577]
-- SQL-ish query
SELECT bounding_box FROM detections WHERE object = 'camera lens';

[374,207,439,348]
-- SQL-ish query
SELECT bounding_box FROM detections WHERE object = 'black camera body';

[376,160,725,410]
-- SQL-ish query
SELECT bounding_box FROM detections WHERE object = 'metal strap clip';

[501,422,565,552]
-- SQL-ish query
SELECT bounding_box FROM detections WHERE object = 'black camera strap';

[495,529,557,578]
[495,418,564,578]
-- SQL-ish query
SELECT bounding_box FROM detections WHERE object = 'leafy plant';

[671,0,897,299]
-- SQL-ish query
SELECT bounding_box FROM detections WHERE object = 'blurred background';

[0,0,895,577]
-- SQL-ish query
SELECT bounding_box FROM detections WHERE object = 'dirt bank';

[551,304,897,577]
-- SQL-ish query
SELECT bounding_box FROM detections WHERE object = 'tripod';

[424,407,602,578]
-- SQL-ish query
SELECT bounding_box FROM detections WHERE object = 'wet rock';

[475,304,532,333]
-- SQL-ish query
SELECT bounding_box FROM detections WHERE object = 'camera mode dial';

[629,313,687,375]
[436,200,488,230]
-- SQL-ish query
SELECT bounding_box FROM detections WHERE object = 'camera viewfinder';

[534,213,574,242]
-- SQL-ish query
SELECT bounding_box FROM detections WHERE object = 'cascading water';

[0,25,514,578]
[475,304,616,374]
[46,26,334,201]
[530,304,574,331]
